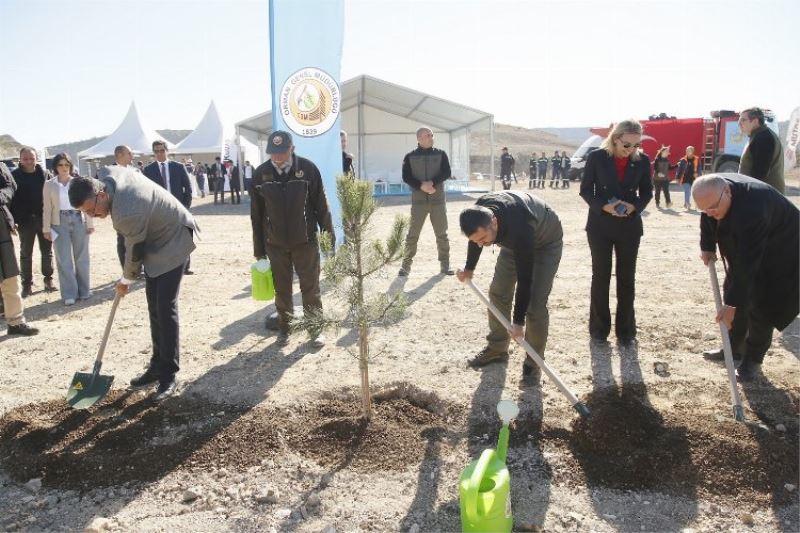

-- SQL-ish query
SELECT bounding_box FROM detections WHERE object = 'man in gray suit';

[69,168,198,401]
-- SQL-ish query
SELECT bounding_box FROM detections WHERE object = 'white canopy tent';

[77,102,173,174]
[235,75,495,188]
[174,100,229,156]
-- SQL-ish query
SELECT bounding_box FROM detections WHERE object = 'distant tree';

[292,175,408,419]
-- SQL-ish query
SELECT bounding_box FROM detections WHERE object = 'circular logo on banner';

[280,68,340,137]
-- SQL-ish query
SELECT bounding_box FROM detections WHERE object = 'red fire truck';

[568,110,779,180]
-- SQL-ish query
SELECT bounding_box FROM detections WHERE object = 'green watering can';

[251,259,275,301]
[459,400,519,532]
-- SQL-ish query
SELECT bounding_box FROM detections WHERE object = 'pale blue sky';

[1,0,797,148]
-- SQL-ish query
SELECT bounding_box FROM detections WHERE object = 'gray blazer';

[102,166,197,279]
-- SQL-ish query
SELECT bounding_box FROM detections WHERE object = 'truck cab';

[567,134,602,181]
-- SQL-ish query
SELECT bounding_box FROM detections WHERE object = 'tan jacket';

[42,177,94,233]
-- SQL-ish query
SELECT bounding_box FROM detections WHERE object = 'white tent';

[235,75,495,187]
[77,101,173,160]
[174,100,228,155]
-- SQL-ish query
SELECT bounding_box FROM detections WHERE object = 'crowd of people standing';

[0,106,795,400]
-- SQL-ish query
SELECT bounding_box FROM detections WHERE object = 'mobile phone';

[608,197,627,215]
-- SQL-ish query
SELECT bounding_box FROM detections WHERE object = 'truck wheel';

[716,160,739,173]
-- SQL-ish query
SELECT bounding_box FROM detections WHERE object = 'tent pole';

[466,127,471,180]
[358,76,365,178]
[489,116,495,191]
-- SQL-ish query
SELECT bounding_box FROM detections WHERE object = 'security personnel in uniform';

[561,152,571,188]
[537,152,549,186]
[399,127,453,276]
[528,156,538,189]
[251,130,335,347]
[500,147,515,187]
[551,150,562,188]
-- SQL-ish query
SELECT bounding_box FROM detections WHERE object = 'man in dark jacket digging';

[456,191,563,386]
[694,174,799,381]
[251,130,335,348]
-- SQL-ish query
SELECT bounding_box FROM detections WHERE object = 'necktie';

[160,163,168,189]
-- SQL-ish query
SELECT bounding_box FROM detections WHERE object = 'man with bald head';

[694,174,799,381]
[399,127,453,276]
[114,145,138,267]
[10,147,54,296]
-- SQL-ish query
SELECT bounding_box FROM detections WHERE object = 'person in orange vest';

[676,146,700,210]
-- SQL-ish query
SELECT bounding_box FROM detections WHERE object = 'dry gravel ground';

[0,180,798,532]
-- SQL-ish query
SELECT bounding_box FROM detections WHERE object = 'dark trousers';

[265,241,322,333]
[145,264,184,384]
[116,232,125,268]
[727,301,773,364]
[230,185,241,204]
[214,178,226,203]
[654,180,671,205]
[587,230,641,340]
[18,217,53,286]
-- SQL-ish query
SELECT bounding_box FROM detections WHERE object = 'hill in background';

[469,123,583,175]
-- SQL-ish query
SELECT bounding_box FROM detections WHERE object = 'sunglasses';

[618,140,641,149]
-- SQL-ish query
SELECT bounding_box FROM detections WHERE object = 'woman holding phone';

[579,120,653,345]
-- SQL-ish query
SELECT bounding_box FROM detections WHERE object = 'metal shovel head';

[67,372,114,409]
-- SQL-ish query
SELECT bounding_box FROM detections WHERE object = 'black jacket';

[10,164,51,224]
[0,164,19,279]
[251,155,334,253]
[402,146,451,190]
[580,149,653,237]
[464,191,562,325]
[143,160,193,208]
[500,153,515,175]
[700,174,799,330]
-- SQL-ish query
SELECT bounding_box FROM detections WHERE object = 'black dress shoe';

[130,370,159,390]
[618,336,636,347]
[7,323,39,336]
[703,348,743,363]
[519,362,541,387]
[736,360,762,382]
[154,380,178,402]
[264,313,281,331]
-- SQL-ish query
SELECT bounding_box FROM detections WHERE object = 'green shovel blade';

[67,372,114,409]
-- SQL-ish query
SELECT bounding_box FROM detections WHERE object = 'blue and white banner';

[269,0,344,239]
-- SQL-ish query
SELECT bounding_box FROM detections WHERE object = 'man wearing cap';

[251,130,335,347]
[399,127,454,276]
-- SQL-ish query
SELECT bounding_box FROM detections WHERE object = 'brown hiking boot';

[21,285,33,298]
[467,347,509,369]
[44,278,57,292]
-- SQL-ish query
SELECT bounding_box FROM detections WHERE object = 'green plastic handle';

[465,449,494,525]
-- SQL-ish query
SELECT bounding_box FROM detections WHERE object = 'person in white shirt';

[43,153,94,305]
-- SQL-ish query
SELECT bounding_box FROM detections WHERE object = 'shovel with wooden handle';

[707,260,745,422]
[464,278,590,418]
[67,293,121,409]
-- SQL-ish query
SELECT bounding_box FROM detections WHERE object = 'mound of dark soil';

[0,385,454,491]
[555,385,799,506]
